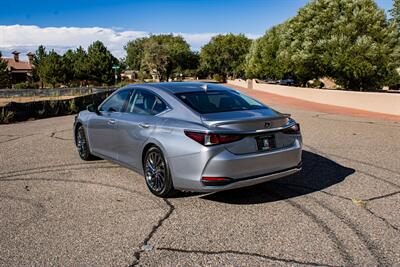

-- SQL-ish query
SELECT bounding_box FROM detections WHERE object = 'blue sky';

[1,0,393,33]
[0,0,395,58]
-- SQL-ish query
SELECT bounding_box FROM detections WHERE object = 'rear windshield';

[175,90,266,114]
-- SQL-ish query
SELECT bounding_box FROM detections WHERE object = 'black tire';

[76,126,97,161]
[143,146,177,197]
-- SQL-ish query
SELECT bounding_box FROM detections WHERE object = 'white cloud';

[0,25,260,59]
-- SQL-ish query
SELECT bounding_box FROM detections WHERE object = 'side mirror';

[87,104,100,115]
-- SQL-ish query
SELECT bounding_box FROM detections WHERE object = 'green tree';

[86,41,118,85]
[125,37,147,71]
[387,0,400,89]
[32,45,47,87]
[200,34,252,81]
[390,0,400,31]
[125,34,197,81]
[62,49,75,84]
[142,38,170,81]
[245,25,286,80]
[38,50,64,88]
[73,47,90,85]
[0,52,11,88]
[246,0,398,90]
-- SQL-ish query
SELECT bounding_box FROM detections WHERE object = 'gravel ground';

[0,88,399,266]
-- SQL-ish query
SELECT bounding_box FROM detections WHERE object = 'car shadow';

[201,150,355,204]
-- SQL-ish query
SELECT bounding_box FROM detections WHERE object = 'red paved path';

[225,84,400,122]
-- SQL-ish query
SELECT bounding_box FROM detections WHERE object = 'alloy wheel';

[145,151,166,192]
[77,128,87,158]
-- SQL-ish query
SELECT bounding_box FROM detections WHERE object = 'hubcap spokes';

[145,152,166,192]
[77,130,86,156]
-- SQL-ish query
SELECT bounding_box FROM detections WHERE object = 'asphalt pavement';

[0,91,399,266]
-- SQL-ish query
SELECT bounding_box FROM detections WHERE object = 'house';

[120,70,138,81]
[2,51,34,83]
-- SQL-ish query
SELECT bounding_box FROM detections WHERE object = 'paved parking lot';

[0,88,399,266]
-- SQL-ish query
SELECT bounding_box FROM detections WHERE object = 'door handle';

[138,123,150,128]
[107,119,116,125]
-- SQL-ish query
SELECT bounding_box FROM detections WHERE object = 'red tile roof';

[2,58,33,71]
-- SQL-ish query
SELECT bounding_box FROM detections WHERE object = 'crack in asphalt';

[364,207,399,232]
[156,247,340,267]
[364,191,400,201]
[129,199,175,266]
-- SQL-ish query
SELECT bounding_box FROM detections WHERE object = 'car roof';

[127,82,232,94]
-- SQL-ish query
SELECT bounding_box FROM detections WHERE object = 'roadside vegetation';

[245,0,400,91]
[0,0,399,91]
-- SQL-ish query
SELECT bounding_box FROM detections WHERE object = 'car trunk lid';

[201,109,298,155]
[200,109,289,133]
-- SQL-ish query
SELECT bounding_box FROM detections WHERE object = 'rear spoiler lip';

[193,119,297,135]
[202,113,290,124]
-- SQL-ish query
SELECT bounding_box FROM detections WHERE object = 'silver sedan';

[74,83,302,197]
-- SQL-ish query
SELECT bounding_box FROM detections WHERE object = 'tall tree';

[200,34,251,80]
[38,50,64,88]
[390,0,400,31]
[32,45,47,87]
[125,38,147,71]
[62,49,75,84]
[142,38,169,81]
[73,46,90,85]
[0,52,11,88]
[386,0,400,89]
[125,34,197,81]
[245,25,286,80]
[246,0,398,90]
[86,41,118,85]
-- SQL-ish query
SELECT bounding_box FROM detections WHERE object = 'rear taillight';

[184,131,243,146]
[282,123,300,134]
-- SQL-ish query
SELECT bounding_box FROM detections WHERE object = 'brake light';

[282,123,300,134]
[184,131,242,146]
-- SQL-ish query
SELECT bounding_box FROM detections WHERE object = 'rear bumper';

[169,139,302,192]
[198,164,302,192]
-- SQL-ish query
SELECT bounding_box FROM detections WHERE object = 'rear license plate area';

[256,135,276,151]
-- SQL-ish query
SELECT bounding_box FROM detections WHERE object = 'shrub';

[13,82,39,89]
[307,79,325,89]
[212,74,225,83]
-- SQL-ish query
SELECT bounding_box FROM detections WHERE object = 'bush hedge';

[0,90,114,124]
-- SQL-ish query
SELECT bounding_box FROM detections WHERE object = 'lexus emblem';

[264,122,271,128]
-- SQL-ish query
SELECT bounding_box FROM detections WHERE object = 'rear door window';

[127,90,167,115]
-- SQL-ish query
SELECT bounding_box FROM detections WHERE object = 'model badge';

[264,122,271,128]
